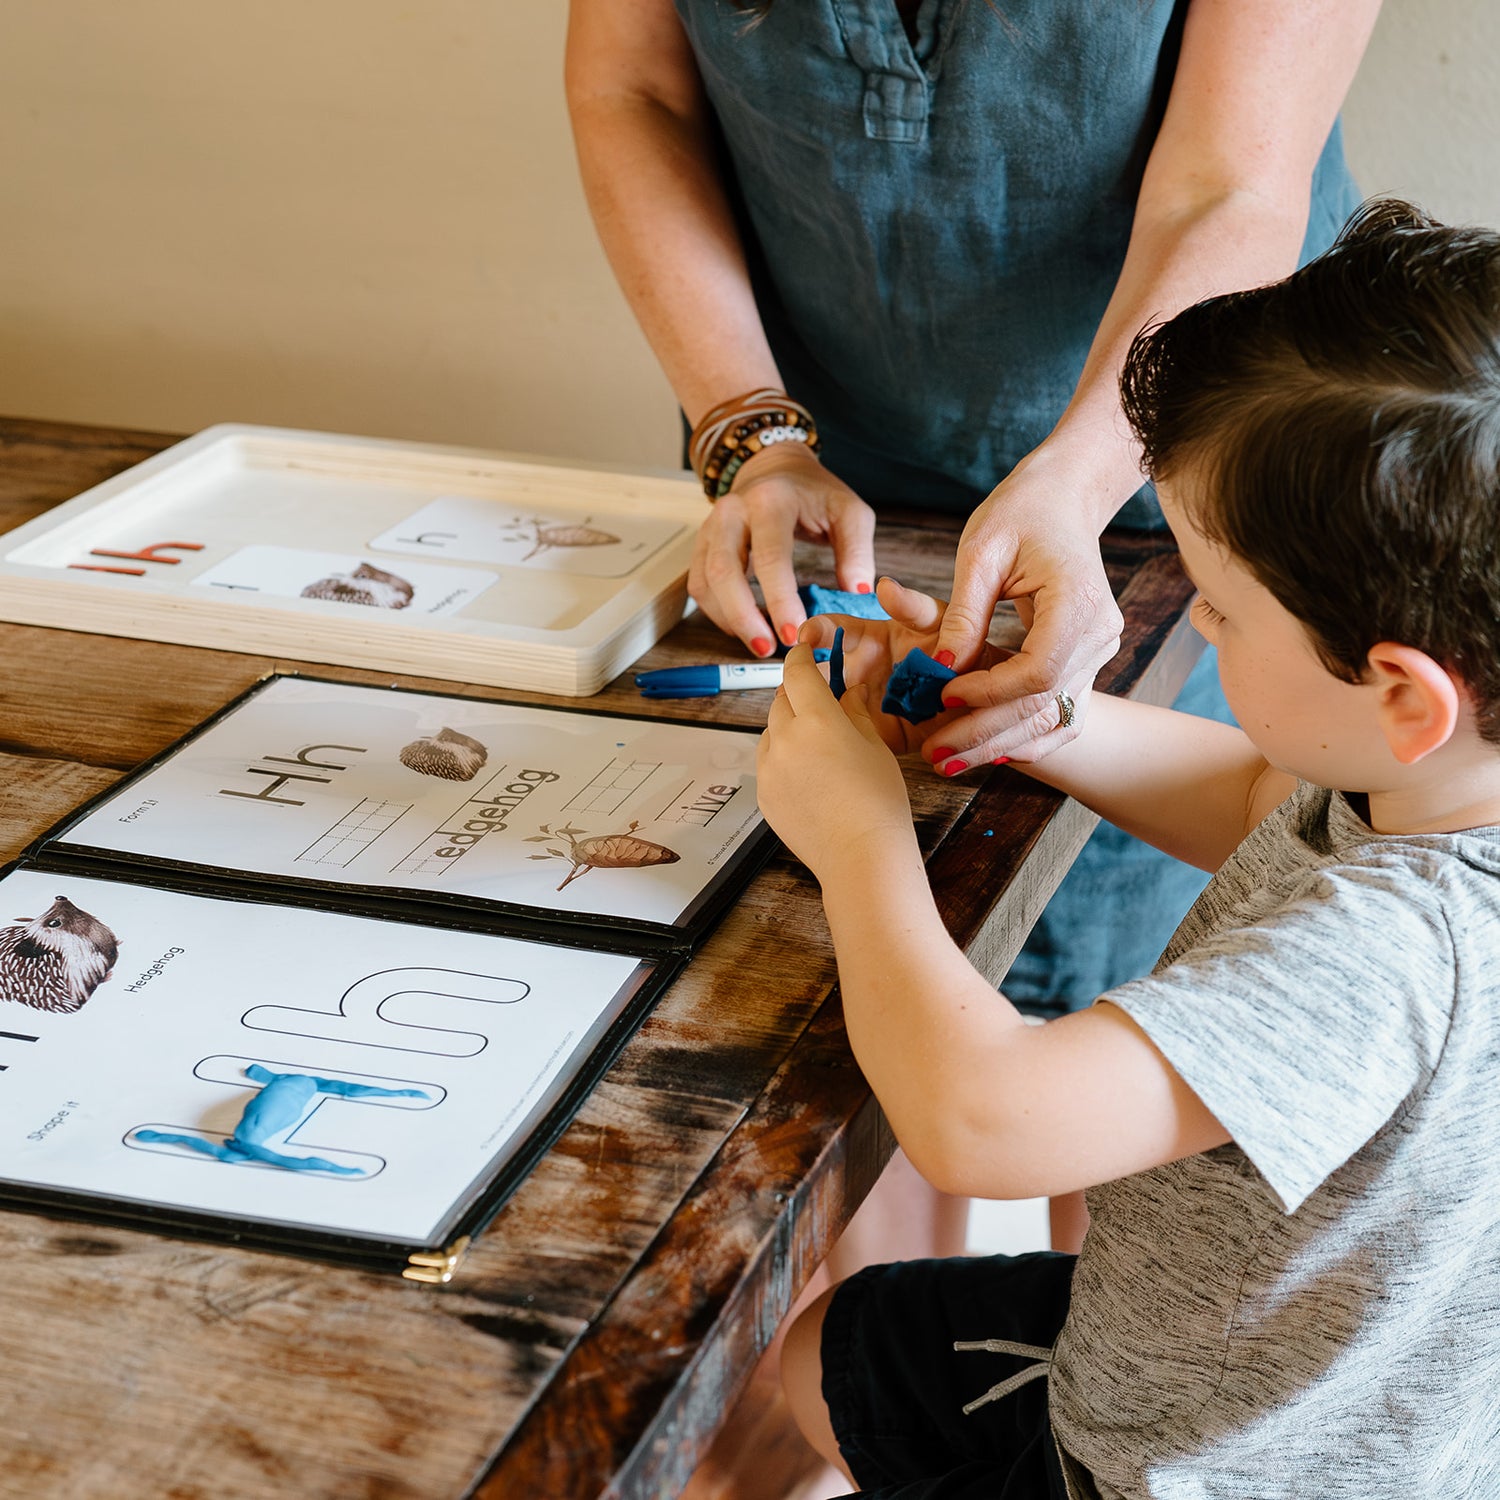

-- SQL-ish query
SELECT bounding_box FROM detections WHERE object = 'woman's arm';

[565,0,769,423]
[1010,691,1296,873]
[564,0,877,651]
[930,0,1384,764]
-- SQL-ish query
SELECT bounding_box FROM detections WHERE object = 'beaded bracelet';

[688,387,821,500]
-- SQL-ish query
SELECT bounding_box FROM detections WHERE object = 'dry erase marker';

[635,662,785,698]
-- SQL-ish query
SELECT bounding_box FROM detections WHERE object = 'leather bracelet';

[689,388,820,500]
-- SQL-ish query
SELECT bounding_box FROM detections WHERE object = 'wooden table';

[0,416,1200,1500]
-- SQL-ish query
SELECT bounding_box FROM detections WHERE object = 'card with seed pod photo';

[367,495,687,577]
[37,675,774,946]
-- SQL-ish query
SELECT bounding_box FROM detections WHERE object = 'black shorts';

[820,1250,1077,1500]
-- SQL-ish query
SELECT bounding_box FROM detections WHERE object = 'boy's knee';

[780,1281,847,1472]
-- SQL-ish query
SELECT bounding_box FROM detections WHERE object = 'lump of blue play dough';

[799,583,889,620]
[133,1065,429,1177]
[828,627,846,699]
[881,648,957,723]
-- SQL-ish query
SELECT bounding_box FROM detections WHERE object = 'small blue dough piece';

[828,627,846,699]
[881,648,957,723]
[799,583,889,621]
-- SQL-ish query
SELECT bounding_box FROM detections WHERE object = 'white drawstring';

[953,1337,1054,1414]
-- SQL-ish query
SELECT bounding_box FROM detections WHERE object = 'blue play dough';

[828,627,846,699]
[799,583,890,621]
[135,1064,428,1176]
[793,584,886,663]
[881,648,958,723]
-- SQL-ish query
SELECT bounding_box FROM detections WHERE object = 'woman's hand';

[756,644,919,886]
[690,443,877,657]
[929,460,1120,766]
[798,576,1012,761]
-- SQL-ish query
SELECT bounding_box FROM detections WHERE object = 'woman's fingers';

[827,500,878,597]
[688,446,880,659]
[689,501,776,655]
[922,668,1096,769]
[748,511,806,650]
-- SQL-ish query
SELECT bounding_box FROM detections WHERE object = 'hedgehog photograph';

[0,895,120,1014]
[398,726,489,781]
[300,561,415,609]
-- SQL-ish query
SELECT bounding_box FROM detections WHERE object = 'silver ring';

[1056,690,1076,729]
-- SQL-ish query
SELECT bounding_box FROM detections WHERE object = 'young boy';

[755,198,1500,1499]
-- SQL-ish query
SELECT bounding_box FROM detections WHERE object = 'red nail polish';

[992,756,1010,765]
[930,746,956,763]
[855,581,872,594]
[942,696,965,711]
[941,758,966,777]
[934,649,956,668]
[751,637,774,657]
[779,622,799,647]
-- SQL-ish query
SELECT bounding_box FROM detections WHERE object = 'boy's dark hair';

[1121,199,1500,743]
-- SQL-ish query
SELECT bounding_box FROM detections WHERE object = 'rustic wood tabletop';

[0,416,1199,1500]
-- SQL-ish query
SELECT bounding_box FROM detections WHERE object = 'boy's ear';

[1365,642,1461,765]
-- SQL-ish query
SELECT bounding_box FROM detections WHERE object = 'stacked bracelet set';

[688,386,820,500]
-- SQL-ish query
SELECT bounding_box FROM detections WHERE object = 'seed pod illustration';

[301,562,415,609]
[524,820,680,891]
[399,727,488,781]
[518,517,621,562]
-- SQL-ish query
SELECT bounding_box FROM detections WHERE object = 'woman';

[566,0,1379,1259]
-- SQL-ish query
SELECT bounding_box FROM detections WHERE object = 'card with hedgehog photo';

[190,545,496,617]
[368,496,687,577]
[0,867,663,1272]
[35,675,773,950]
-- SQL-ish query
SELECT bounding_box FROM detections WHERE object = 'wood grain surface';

[0,417,1198,1500]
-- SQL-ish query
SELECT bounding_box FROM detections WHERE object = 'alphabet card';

[3,676,773,1272]
[368,496,686,577]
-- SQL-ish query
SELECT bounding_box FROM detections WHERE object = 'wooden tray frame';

[0,424,707,695]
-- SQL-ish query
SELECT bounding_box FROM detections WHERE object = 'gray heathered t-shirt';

[1046,782,1500,1497]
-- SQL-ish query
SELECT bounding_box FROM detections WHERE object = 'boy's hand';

[798,576,1013,766]
[756,643,920,884]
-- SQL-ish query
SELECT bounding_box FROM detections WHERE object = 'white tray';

[0,424,708,696]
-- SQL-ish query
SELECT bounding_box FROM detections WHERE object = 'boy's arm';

[820,854,1229,1199]
[1012,691,1298,871]
[758,649,1230,1199]
[799,581,1296,868]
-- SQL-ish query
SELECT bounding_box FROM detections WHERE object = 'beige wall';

[2,2,1497,478]
[1343,2,1500,225]
[0,3,679,469]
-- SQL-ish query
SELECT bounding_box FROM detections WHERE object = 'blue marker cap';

[634,665,722,698]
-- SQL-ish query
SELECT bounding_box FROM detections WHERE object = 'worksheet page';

[0,869,650,1244]
[57,678,763,928]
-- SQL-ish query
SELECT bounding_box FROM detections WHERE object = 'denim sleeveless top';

[674,0,1361,522]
